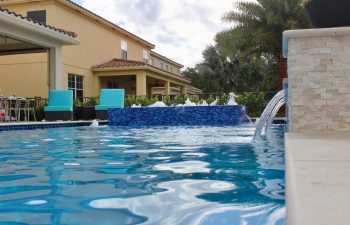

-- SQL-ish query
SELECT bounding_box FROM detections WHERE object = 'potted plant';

[302,0,350,28]
[74,97,98,120]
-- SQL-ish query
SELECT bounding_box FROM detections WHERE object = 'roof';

[0,0,155,48]
[0,7,77,38]
[187,85,203,94]
[92,58,146,69]
[92,58,190,83]
[151,51,184,68]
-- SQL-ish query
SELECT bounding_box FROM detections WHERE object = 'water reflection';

[0,124,285,225]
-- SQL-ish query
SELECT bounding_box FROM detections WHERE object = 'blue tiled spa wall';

[108,106,248,126]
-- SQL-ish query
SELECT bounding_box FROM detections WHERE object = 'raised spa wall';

[283,27,350,132]
[108,106,247,126]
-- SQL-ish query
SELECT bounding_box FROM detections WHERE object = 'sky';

[72,0,255,68]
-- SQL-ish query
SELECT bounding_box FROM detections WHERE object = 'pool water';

[0,124,285,225]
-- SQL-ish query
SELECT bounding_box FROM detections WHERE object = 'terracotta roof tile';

[92,58,146,69]
[0,7,77,38]
[92,58,191,82]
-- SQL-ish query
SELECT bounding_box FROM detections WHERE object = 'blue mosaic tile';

[108,106,248,127]
[0,122,93,132]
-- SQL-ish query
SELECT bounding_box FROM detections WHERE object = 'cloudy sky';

[72,0,255,68]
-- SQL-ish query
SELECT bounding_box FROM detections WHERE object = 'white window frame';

[143,50,149,63]
[68,73,84,100]
[121,40,128,59]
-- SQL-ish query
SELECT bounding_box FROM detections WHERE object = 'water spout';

[253,90,286,140]
[90,119,99,128]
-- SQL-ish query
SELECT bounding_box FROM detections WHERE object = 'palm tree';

[218,0,310,89]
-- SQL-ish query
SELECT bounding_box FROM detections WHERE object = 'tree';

[218,0,310,89]
[183,45,278,93]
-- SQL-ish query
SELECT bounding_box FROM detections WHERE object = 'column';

[48,46,63,90]
[136,72,147,96]
[164,81,170,95]
[181,86,187,95]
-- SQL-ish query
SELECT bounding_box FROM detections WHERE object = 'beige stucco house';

[0,0,201,99]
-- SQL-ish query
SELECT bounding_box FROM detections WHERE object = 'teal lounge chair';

[95,89,125,120]
[44,90,73,121]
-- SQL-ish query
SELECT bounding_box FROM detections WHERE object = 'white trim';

[0,10,79,45]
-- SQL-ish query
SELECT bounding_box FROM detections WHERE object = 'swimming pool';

[0,124,285,225]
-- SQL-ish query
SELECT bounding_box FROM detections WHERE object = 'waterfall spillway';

[253,90,286,140]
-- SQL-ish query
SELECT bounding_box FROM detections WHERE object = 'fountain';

[90,119,99,128]
[253,90,286,140]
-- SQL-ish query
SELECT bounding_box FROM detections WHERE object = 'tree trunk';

[277,55,287,90]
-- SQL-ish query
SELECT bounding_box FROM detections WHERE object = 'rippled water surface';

[0,124,285,225]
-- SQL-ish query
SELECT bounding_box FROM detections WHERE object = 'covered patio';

[92,58,191,97]
[0,8,79,93]
[0,8,79,122]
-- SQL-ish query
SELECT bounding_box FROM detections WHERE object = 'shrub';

[205,95,215,105]
[235,92,267,117]
[217,93,229,105]
[135,96,150,106]
[163,95,172,106]
[189,95,200,105]
[34,101,46,121]
[125,95,136,107]
[172,95,186,105]
[84,97,99,106]
[73,99,83,107]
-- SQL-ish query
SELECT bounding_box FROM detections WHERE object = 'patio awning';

[0,8,79,89]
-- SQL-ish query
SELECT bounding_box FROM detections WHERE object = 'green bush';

[135,96,151,106]
[235,92,267,117]
[149,97,158,105]
[34,101,46,121]
[125,95,136,107]
[163,95,172,106]
[73,99,83,107]
[217,93,229,105]
[172,95,186,105]
[84,97,99,106]
[205,95,215,105]
[189,95,200,105]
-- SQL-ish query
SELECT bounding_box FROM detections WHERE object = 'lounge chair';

[44,90,73,121]
[95,89,125,120]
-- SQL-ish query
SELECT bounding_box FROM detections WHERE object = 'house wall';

[0,0,152,97]
[150,54,182,75]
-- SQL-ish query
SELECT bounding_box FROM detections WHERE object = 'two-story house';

[0,0,201,99]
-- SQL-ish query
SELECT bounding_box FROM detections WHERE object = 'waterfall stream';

[253,90,286,140]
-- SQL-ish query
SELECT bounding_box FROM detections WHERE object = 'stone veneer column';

[283,27,350,132]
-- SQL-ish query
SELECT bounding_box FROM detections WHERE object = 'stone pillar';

[48,46,63,90]
[283,27,350,132]
[164,81,170,95]
[136,72,147,96]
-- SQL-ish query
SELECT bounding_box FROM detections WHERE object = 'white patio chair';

[7,98,18,122]
[26,99,36,121]
[17,98,28,121]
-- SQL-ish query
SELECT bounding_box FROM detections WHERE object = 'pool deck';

[286,132,350,225]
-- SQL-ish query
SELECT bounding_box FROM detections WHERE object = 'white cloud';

[77,0,256,68]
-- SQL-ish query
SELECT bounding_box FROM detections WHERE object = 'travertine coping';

[283,26,350,58]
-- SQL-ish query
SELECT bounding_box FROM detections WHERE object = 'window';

[166,64,169,71]
[143,50,149,63]
[68,74,84,100]
[27,10,46,24]
[149,58,154,66]
[121,40,128,60]
[170,66,173,73]
[107,81,118,89]
[160,62,163,70]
